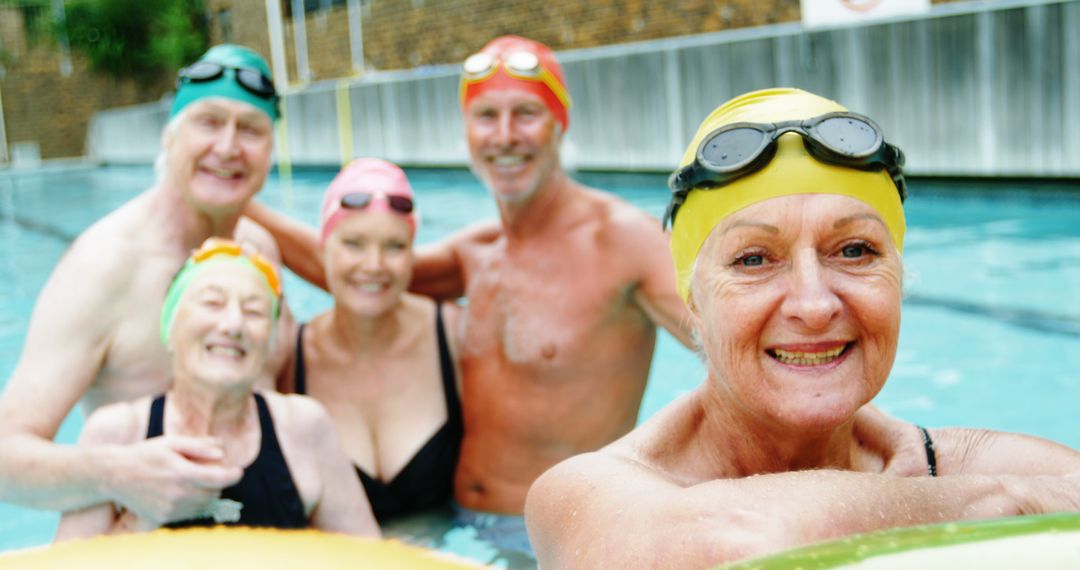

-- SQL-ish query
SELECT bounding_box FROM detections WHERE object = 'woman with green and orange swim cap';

[57,239,379,538]
[525,88,1080,569]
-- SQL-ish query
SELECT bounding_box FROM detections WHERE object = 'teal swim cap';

[171,44,279,121]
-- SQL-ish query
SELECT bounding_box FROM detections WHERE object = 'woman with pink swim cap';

[277,158,463,523]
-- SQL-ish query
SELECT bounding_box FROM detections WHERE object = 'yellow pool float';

[0,528,486,569]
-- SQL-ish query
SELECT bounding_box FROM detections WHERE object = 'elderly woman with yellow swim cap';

[56,239,379,539]
[524,88,1080,568]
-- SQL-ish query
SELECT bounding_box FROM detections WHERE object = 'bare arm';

[0,245,240,516]
[236,217,298,389]
[410,223,498,301]
[526,452,1080,569]
[244,201,327,290]
[623,215,696,349]
[934,428,1080,476]
[290,397,380,537]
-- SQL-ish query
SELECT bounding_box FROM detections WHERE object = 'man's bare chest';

[460,254,632,364]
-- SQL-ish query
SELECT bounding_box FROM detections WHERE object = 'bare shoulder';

[930,426,1080,476]
[580,186,662,236]
[448,219,502,249]
[235,217,282,264]
[259,391,334,442]
[79,398,148,446]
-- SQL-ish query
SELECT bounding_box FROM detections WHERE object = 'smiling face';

[163,98,274,216]
[465,88,562,204]
[169,262,275,389]
[323,211,414,317]
[689,193,903,432]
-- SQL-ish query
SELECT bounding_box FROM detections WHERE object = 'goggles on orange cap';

[191,238,282,297]
[461,50,572,111]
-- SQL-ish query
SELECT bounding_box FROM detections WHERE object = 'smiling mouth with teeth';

[204,167,241,179]
[768,343,851,366]
[491,156,526,166]
[207,344,245,358]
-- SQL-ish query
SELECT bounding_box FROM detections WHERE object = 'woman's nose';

[780,251,842,331]
[217,300,245,336]
[360,245,384,270]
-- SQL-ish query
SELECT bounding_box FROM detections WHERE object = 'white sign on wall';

[801,0,931,29]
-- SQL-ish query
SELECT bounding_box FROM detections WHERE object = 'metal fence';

[87,0,1080,177]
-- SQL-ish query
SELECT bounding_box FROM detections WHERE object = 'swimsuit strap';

[252,393,284,459]
[435,303,462,425]
[293,323,307,395]
[917,425,937,477]
[147,395,166,438]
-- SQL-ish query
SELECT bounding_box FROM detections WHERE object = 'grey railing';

[87,0,1080,177]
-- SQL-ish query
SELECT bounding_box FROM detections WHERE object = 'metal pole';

[346,0,364,75]
[0,83,8,163]
[290,0,312,83]
[51,0,73,77]
[265,0,289,93]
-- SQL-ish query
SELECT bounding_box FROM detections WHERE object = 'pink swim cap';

[320,158,418,245]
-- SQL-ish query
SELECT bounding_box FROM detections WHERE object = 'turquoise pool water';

[1,166,1078,563]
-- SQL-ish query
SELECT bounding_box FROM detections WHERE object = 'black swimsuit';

[147,393,308,529]
[293,304,462,522]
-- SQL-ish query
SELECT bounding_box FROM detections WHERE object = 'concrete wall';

[88,0,1080,177]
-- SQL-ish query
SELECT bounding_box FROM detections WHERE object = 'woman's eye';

[841,244,864,258]
[839,242,878,259]
[738,254,765,267]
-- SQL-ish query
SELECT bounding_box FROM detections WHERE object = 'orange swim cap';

[460,36,571,131]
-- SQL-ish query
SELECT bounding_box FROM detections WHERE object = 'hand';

[108,436,243,525]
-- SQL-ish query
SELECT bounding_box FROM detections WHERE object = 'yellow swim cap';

[670,88,906,300]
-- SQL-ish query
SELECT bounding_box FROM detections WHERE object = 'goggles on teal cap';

[171,44,279,121]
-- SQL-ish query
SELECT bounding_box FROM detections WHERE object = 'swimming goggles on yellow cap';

[664,111,907,228]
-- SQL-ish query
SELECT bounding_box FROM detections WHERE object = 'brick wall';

[0,7,172,160]
[209,0,967,83]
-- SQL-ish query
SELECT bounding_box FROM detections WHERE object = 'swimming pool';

[1,166,1078,563]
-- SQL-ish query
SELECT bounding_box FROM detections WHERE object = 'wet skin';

[526,194,1080,568]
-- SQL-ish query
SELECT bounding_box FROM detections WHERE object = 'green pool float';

[721,513,1080,569]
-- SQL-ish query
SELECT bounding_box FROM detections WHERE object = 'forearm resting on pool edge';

[530,467,1080,567]
[684,472,1079,560]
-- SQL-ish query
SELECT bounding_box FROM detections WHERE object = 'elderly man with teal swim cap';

[525,88,1080,569]
[0,44,296,527]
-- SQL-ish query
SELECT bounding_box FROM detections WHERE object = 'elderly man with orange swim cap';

[526,88,1080,569]
[243,35,696,558]
[0,45,295,526]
